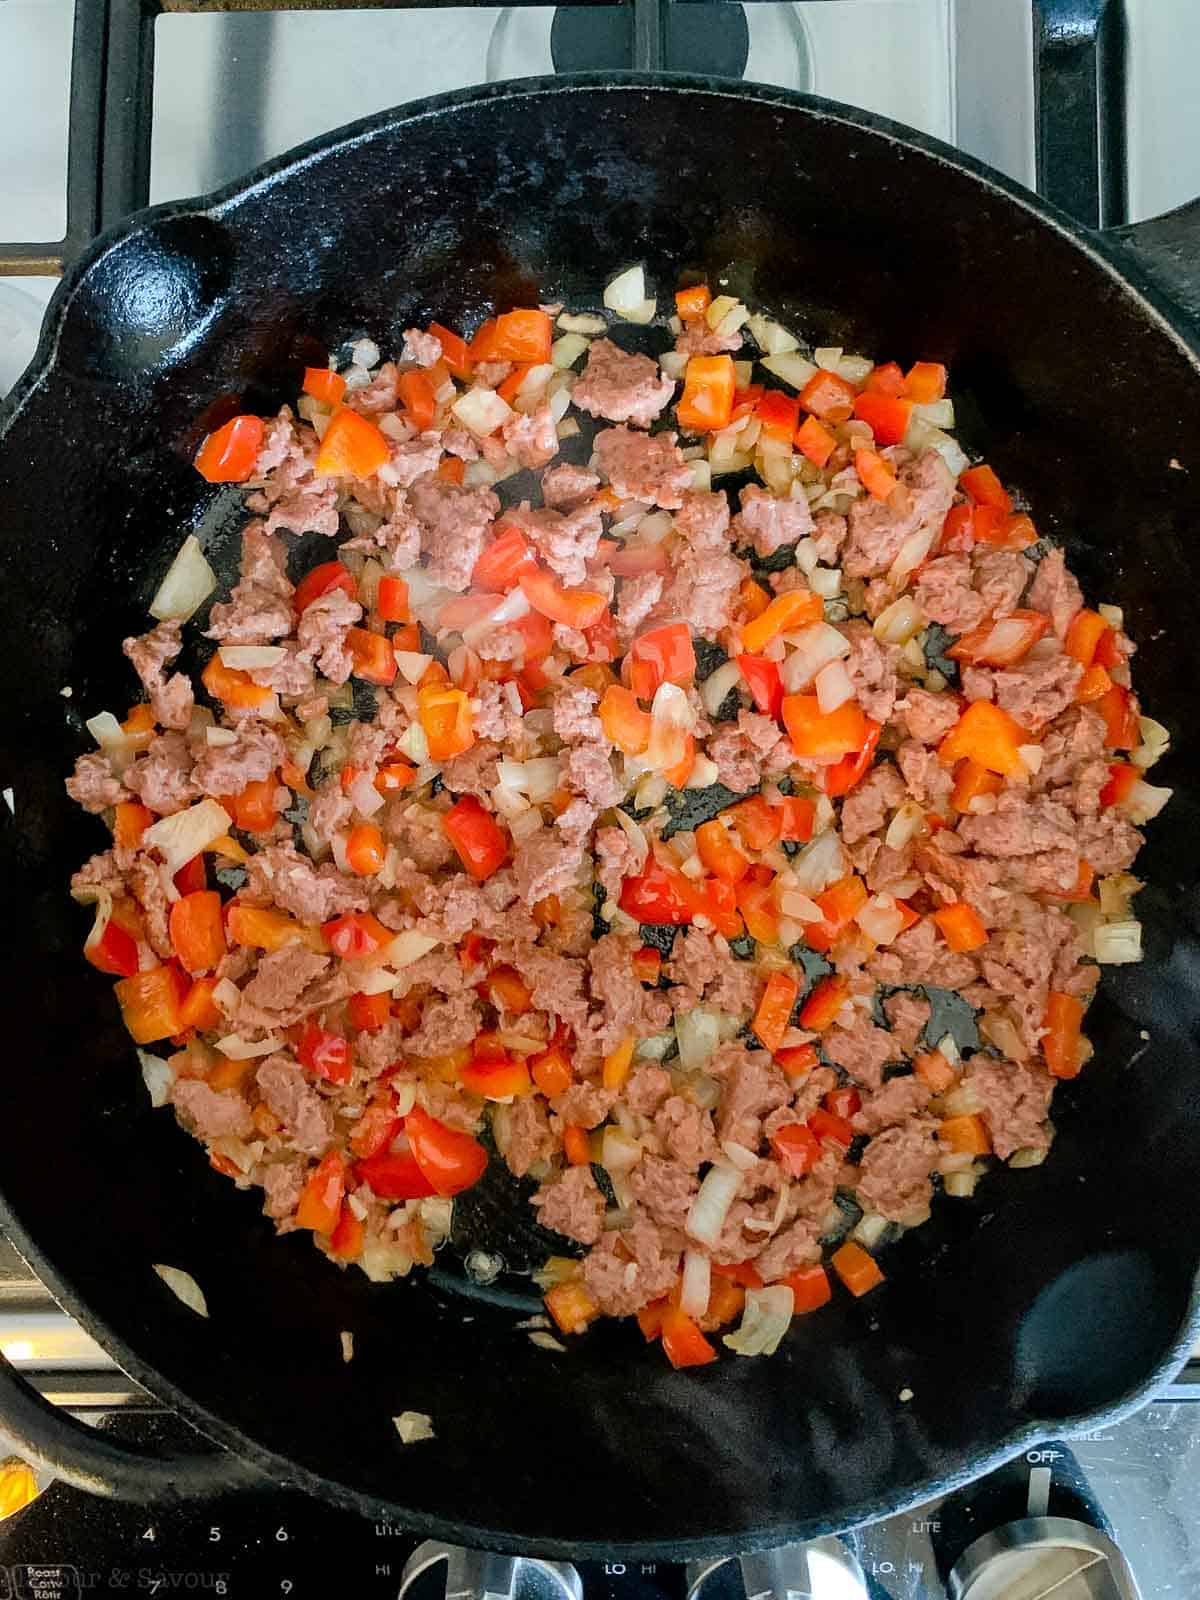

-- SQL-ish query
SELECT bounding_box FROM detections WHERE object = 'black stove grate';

[0,0,1127,277]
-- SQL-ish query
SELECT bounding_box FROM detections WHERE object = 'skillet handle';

[0,1348,263,1501]
[1104,197,1200,335]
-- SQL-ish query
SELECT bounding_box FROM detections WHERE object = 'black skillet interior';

[0,76,1199,1557]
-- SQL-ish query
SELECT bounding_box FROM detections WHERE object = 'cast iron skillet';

[0,75,1199,1559]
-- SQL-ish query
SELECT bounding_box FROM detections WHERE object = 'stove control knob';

[400,1541,582,1600]
[948,1516,1141,1600]
[686,1540,869,1600]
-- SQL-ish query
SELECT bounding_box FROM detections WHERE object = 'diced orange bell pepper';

[398,369,437,430]
[1096,684,1139,750]
[208,1053,255,1093]
[628,623,696,701]
[775,1042,819,1078]
[741,588,824,654]
[972,509,1037,550]
[727,794,781,852]
[375,761,416,795]
[486,964,532,1015]
[798,974,848,1031]
[601,1034,637,1092]
[460,1052,532,1100]
[781,1262,833,1314]
[296,1152,347,1235]
[782,694,868,762]
[620,858,698,926]
[323,911,394,963]
[531,1044,574,1099]
[418,683,474,761]
[1043,991,1086,1079]
[1043,859,1095,902]
[113,800,154,850]
[950,759,1004,812]
[752,970,801,1053]
[798,369,858,422]
[544,1280,600,1337]
[702,1276,746,1330]
[737,577,772,622]
[855,447,899,502]
[905,361,947,403]
[734,878,780,945]
[831,1240,885,1297]
[346,823,386,877]
[179,975,222,1032]
[519,569,608,629]
[937,700,1030,777]
[794,413,836,467]
[168,890,227,975]
[429,321,473,381]
[803,875,869,953]
[226,902,324,954]
[302,366,346,407]
[598,683,652,755]
[938,1113,992,1155]
[329,1202,365,1262]
[315,408,390,478]
[939,502,976,553]
[437,456,465,485]
[1076,664,1113,704]
[695,819,750,884]
[674,284,711,321]
[114,964,189,1044]
[677,354,736,433]
[471,308,553,365]
[853,392,913,448]
[349,990,392,1032]
[660,1306,718,1369]
[224,777,279,834]
[959,463,1012,511]
[632,946,662,985]
[194,414,264,483]
[563,1124,592,1167]
[376,574,409,624]
[346,626,396,685]
[932,901,988,953]
[201,655,272,711]
[913,1049,957,1093]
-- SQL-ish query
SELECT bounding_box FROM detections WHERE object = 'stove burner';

[551,4,748,79]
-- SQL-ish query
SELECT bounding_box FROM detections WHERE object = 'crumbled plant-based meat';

[66,295,1164,1368]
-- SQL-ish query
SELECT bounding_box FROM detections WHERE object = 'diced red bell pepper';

[734,877,780,945]
[865,361,908,396]
[775,795,816,841]
[84,902,140,978]
[769,1121,821,1177]
[695,878,742,939]
[798,974,848,1031]
[473,526,536,591]
[375,760,417,795]
[173,854,207,896]
[712,1259,765,1288]
[296,1152,347,1235]
[298,1021,352,1085]
[947,609,1049,667]
[349,990,392,1033]
[629,623,696,701]
[114,964,188,1044]
[775,1042,819,1078]
[346,626,397,686]
[376,574,409,624]
[442,794,508,882]
[302,366,346,407]
[824,1086,861,1121]
[808,1106,854,1149]
[598,683,652,755]
[1100,762,1138,808]
[794,413,836,467]
[329,1203,365,1261]
[939,502,976,552]
[470,308,552,365]
[803,875,868,953]
[959,463,1012,511]
[428,321,473,381]
[727,794,782,852]
[519,569,607,630]
[752,970,800,1053]
[194,414,264,483]
[619,857,697,926]
[695,819,750,884]
[660,1306,718,1369]
[294,560,357,614]
[1096,684,1139,750]
[677,355,736,433]
[632,946,663,985]
[853,390,913,447]
[349,1096,403,1161]
[737,653,784,720]
[322,911,393,961]
[781,1263,833,1314]
[314,408,390,478]
[756,388,801,441]
[973,509,1037,550]
[741,589,823,654]
[1043,991,1085,1080]
[404,1105,488,1196]
[398,369,437,431]
[798,369,858,422]
[459,1054,532,1100]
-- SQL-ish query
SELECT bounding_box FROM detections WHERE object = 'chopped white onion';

[646,682,694,772]
[704,294,739,331]
[557,311,607,335]
[153,1265,209,1318]
[791,828,848,895]
[393,651,434,686]
[613,807,649,873]
[781,622,851,692]
[815,658,855,715]
[679,1250,712,1319]
[686,1164,743,1247]
[814,346,843,372]
[979,1011,1027,1061]
[348,772,385,818]
[855,893,907,945]
[149,536,217,624]
[497,756,560,803]
[393,1411,435,1444]
[601,1125,643,1175]
[604,264,648,318]
[451,386,513,438]
[1017,744,1043,775]
[686,754,720,789]
[716,302,750,338]
[723,1285,794,1357]
[513,364,555,411]
[778,885,823,922]
[794,536,819,577]
[874,594,926,645]
[885,801,925,851]
[660,351,688,381]
[214,1033,281,1060]
[888,524,937,584]
[1131,715,1170,771]
[747,314,800,355]
[922,431,969,477]
[396,721,430,764]
[463,459,499,487]
[851,1211,890,1249]
[356,964,401,996]
[760,351,820,391]
[637,510,674,545]
[218,644,285,671]
[936,1033,960,1065]
[1094,919,1143,965]
[911,399,955,430]
[690,460,712,492]
[383,930,440,970]
[676,1007,721,1071]
[704,659,744,716]
[808,566,843,600]
[351,337,380,369]
[204,726,238,748]
[143,798,232,875]
[720,1140,760,1172]
[1009,1145,1050,1169]
[1123,779,1172,824]
[462,586,529,648]
[138,1050,173,1108]
[837,354,874,385]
